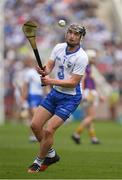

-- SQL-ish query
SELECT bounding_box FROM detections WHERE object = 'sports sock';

[46,148,56,158]
[76,125,84,135]
[88,128,97,139]
[34,156,44,166]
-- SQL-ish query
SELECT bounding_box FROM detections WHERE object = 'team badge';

[67,61,72,68]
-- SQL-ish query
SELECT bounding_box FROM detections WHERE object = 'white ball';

[58,19,66,27]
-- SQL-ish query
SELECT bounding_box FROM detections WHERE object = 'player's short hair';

[67,24,86,37]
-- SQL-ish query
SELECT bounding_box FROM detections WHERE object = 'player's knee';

[31,122,39,132]
[43,129,53,139]
[84,119,91,127]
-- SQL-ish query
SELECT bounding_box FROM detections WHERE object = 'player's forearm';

[44,66,52,75]
[41,74,82,87]
[49,78,78,88]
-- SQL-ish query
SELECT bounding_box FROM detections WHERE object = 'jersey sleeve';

[73,56,88,75]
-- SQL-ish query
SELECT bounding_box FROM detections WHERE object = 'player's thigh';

[46,115,64,133]
[32,106,53,127]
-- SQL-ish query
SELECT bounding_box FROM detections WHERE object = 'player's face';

[66,29,81,47]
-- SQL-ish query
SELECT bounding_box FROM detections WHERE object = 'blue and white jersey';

[50,43,88,95]
[24,68,43,96]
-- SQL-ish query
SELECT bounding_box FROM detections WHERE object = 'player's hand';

[36,65,46,76]
[41,76,52,85]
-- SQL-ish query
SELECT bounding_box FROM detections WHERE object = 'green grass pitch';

[0,120,122,179]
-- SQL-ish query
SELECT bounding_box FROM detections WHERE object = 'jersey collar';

[65,45,80,55]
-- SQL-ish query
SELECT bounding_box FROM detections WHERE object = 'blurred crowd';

[4,0,122,120]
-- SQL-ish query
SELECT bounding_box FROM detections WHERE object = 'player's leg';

[30,106,53,142]
[40,93,81,171]
[40,115,63,171]
[28,107,38,142]
[28,106,53,173]
[71,116,91,144]
[86,106,100,144]
[72,123,84,144]
[27,94,42,142]
[28,90,81,173]
[28,89,56,172]
[28,114,63,173]
[87,123,100,144]
[71,104,89,144]
[72,106,94,144]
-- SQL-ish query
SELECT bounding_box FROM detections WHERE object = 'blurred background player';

[72,49,104,145]
[108,79,120,121]
[20,56,48,142]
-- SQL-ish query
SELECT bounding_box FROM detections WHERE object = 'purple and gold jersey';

[84,64,96,90]
[83,65,98,106]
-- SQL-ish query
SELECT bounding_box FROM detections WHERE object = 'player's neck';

[66,44,80,53]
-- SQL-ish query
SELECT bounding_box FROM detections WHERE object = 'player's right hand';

[36,65,46,76]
